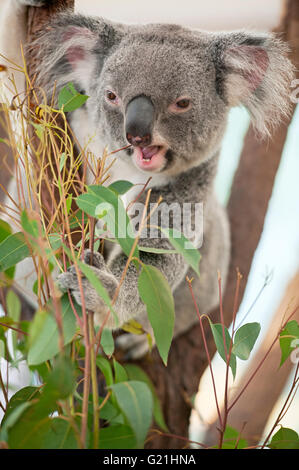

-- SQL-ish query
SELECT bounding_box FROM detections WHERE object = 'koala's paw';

[116,333,152,360]
[57,250,118,327]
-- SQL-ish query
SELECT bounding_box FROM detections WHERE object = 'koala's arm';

[57,159,215,333]
[58,202,191,330]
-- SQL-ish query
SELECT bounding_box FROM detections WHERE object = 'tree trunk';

[27,0,74,40]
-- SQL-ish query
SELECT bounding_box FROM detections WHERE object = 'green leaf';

[27,309,48,350]
[21,209,39,235]
[98,397,119,422]
[6,290,21,321]
[7,403,52,449]
[0,402,32,442]
[7,356,76,447]
[0,232,30,272]
[37,355,76,415]
[108,180,134,195]
[0,339,5,358]
[28,295,78,365]
[138,264,174,365]
[232,322,261,360]
[66,195,73,214]
[160,227,201,276]
[209,321,237,379]
[42,418,79,449]
[58,82,89,112]
[59,152,67,172]
[138,246,177,255]
[221,426,248,449]
[113,358,128,383]
[32,122,44,140]
[100,328,115,356]
[124,364,168,432]
[96,356,114,387]
[1,387,40,427]
[77,185,139,260]
[21,211,62,261]
[6,289,21,359]
[109,380,153,448]
[279,320,299,366]
[0,219,13,243]
[99,425,136,449]
[0,219,15,280]
[47,234,63,251]
[268,427,299,449]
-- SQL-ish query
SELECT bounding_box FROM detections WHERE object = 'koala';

[0,0,294,359]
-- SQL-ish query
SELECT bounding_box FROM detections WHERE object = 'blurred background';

[77,0,283,31]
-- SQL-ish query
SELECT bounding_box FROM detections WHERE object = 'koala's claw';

[116,333,151,360]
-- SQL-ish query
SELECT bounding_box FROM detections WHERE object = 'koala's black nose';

[125,95,154,147]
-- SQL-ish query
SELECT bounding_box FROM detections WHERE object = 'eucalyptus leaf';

[7,403,52,449]
[108,180,134,195]
[232,322,261,360]
[138,264,175,365]
[221,426,248,449]
[7,358,75,449]
[96,356,114,387]
[113,358,128,383]
[28,295,78,365]
[0,220,15,280]
[58,82,89,112]
[109,380,153,448]
[100,328,115,357]
[209,321,237,379]
[279,320,299,366]
[99,425,136,449]
[0,232,30,272]
[1,386,40,427]
[124,364,168,432]
[42,418,79,449]
[268,427,299,449]
[77,185,139,260]
[160,227,201,276]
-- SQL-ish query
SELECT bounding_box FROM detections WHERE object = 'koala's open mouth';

[133,145,167,172]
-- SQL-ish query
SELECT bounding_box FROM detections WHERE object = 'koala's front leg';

[57,240,188,348]
[109,240,189,359]
[57,250,120,329]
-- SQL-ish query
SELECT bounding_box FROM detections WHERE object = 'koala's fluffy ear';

[212,32,295,136]
[32,12,124,95]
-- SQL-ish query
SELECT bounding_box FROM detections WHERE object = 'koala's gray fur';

[1,1,295,358]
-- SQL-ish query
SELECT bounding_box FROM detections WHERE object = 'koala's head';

[37,13,294,176]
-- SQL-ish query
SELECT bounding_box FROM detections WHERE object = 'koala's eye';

[176,98,190,109]
[169,97,192,113]
[106,90,119,104]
